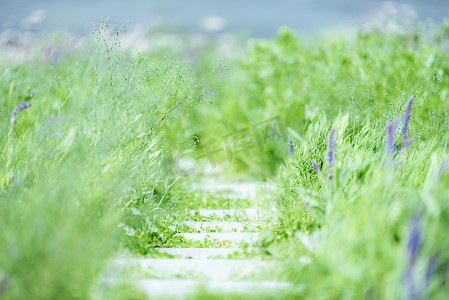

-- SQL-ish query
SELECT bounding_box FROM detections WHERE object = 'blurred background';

[1,0,448,176]
[1,0,449,39]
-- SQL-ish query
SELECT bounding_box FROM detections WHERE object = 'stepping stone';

[135,279,293,298]
[111,181,287,297]
[191,208,268,219]
[171,221,261,232]
[115,258,277,280]
[155,248,241,258]
[191,182,261,199]
[174,232,258,242]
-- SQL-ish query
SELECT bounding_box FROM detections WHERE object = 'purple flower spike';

[408,216,421,267]
[311,160,321,174]
[402,97,414,143]
[386,119,399,163]
[305,201,310,213]
[328,128,335,180]
[403,267,418,300]
[18,102,32,111]
[9,102,32,125]
[426,256,439,285]
[45,46,52,60]
[289,139,294,155]
[53,49,61,64]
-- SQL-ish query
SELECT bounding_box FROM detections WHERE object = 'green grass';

[272,107,449,298]
[172,19,449,179]
[0,23,201,298]
[2,13,449,299]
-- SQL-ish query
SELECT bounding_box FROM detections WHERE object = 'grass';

[1,12,449,299]
[0,22,201,298]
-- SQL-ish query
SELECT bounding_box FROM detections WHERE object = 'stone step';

[190,208,271,220]
[174,232,258,242]
[170,221,262,232]
[115,258,277,280]
[191,182,261,199]
[155,248,241,258]
[135,279,293,298]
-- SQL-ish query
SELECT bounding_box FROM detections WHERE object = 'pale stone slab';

[190,208,268,219]
[174,232,258,242]
[191,182,261,199]
[115,258,276,280]
[173,221,261,232]
[136,279,293,298]
[155,248,241,258]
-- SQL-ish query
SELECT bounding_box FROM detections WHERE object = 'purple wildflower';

[402,97,414,148]
[402,218,420,300]
[44,46,52,60]
[408,216,421,267]
[403,267,417,300]
[289,139,294,155]
[18,102,32,111]
[305,201,310,213]
[426,256,439,286]
[311,160,321,174]
[355,114,360,120]
[386,118,399,163]
[9,102,32,124]
[53,49,61,64]
[328,128,335,180]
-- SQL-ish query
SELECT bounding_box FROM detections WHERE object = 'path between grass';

[115,182,294,299]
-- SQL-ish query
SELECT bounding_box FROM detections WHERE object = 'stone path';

[116,182,292,299]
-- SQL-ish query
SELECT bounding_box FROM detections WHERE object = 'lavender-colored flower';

[9,102,32,124]
[289,139,294,155]
[403,267,418,300]
[426,256,439,285]
[44,46,52,60]
[53,49,61,64]
[402,97,414,147]
[18,102,32,111]
[408,216,421,267]
[305,201,310,213]
[386,118,399,163]
[311,160,321,174]
[355,114,360,120]
[328,128,335,180]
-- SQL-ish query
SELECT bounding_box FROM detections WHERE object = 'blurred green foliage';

[0,23,198,298]
[176,23,448,178]
[1,12,449,299]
